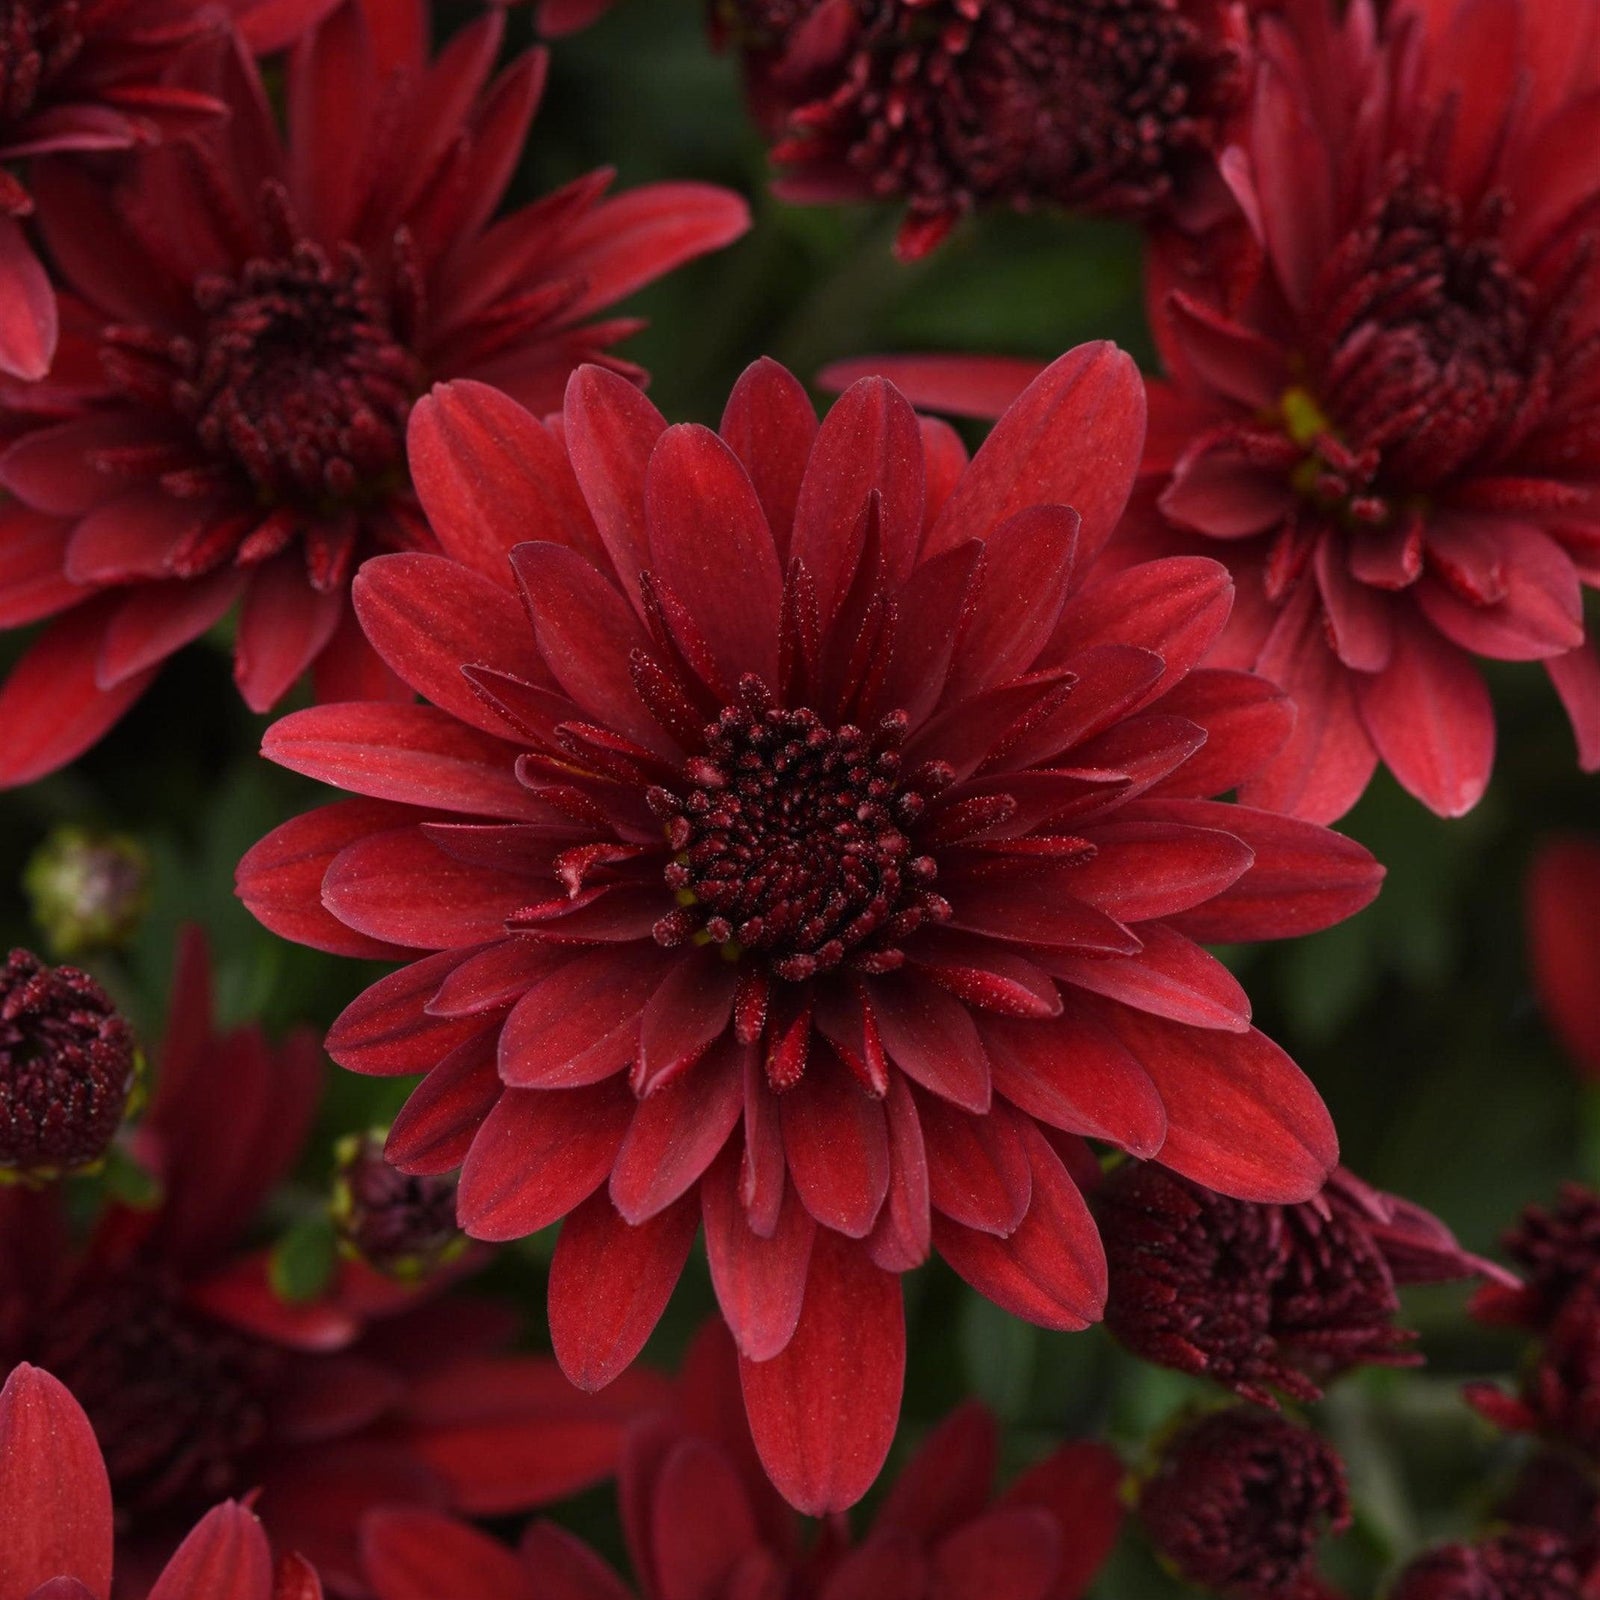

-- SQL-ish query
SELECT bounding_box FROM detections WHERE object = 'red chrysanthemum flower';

[1137,1407,1350,1600]
[1098,1161,1508,1405]
[824,0,1600,818]
[0,1362,320,1600]
[1527,838,1600,1081]
[239,345,1382,1511]
[714,0,1251,260]
[1472,1182,1600,1333]
[0,927,663,1595]
[357,1319,1126,1600]
[1389,1529,1600,1600]
[0,0,749,787]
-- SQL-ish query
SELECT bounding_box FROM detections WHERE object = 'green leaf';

[959,1294,1037,1423]
[101,1143,163,1211]
[269,1214,338,1304]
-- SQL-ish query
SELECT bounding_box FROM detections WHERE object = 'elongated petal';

[0,217,56,380]
[703,1147,816,1361]
[781,1061,891,1238]
[359,1508,535,1600]
[0,1366,112,1600]
[1107,1009,1337,1202]
[918,1094,1031,1235]
[738,1228,904,1514]
[933,1124,1106,1330]
[146,1503,273,1600]
[457,1081,633,1239]
[818,353,1044,420]
[720,358,817,559]
[868,975,992,1112]
[645,424,783,686]
[549,1189,699,1390]
[927,343,1144,565]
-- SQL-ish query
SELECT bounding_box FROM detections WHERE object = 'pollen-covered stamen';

[37,1278,282,1517]
[648,675,950,981]
[0,948,137,1176]
[0,0,83,128]
[1294,168,1541,519]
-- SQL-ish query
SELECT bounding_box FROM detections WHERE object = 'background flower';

[0,0,748,785]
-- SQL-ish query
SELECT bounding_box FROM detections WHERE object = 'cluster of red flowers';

[0,0,1595,1593]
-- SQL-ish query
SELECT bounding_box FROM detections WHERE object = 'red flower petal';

[1356,617,1494,817]
[818,353,1044,420]
[1109,1009,1337,1202]
[408,381,597,582]
[635,955,740,1096]
[0,505,77,629]
[780,1059,891,1239]
[933,1124,1106,1330]
[611,1037,745,1223]
[0,216,56,381]
[865,1073,932,1272]
[868,974,992,1112]
[359,1508,535,1600]
[927,343,1144,567]
[981,1010,1168,1158]
[96,571,247,689]
[323,827,541,948]
[0,1365,112,1600]
[1549,642,1600,771]
[791,376,925,613]
[385,1028,502,1173]
[1068,819,1254,922]
[352,552,543,737]
[1048,923,1251,1032]
[738,1228,905,1515]
[719,358,817,559]
[1001,1441,1126,1600]
[1144,799,1385,941]
[514,1524,631,1600]
[1145,668,1294,800]
[499,946,673,1089]
[146,1502,274,1600]
[0,597,157,787]
[918,1093,1032,1235]
[236,801,420,961]
[647,1438,764,1600]
[874,1401,996,1537]
[563,365,668,608]
[1527,837,1600,1079]
[931,1507,1061,1600]
[233,554,344,714]
[457,1081,633,1240]
[645,423,784,687]
[703,1146,817,1361]
[548,1189,699,1390]
[263,702,536,819]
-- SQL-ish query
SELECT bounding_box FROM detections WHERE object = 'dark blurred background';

[1,2,1593,1592]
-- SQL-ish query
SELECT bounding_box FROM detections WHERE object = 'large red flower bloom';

[0,1363,316,1600]
[0,0,748,785]
[716,0,1250,260]
[238,346,1382,1512]
[0,928,662,1595]
[357,1320,1126,1600]
[836,0,1600,816]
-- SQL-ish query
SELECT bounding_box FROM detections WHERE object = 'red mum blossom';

[1137,1408,1350,1600]
[0,927,663,1595]
[1099,1161,1508,1405]
[357,1320,1125,1600]
[1472,1182,1600,1332]
[1389,1529,1600,1600]
[824,0,1600,818]
[715,0,1251,260]
[1527,838,1600,1081]
[0,0,749,787]
[239,346,1382,1511]
[0,947,138,1178]
[0,1362,319,1600]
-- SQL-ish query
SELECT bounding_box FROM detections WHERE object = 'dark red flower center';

[182,237,419,509]
[34,1278,283,1519]
[1501,1184,1600,1325]
[1138,1409,1351,1600]
[334,1129,462,1278]
[647,676,950,982]
[1288,169,1539,519]
[0,0,82,128]
[0,948,136,1176]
